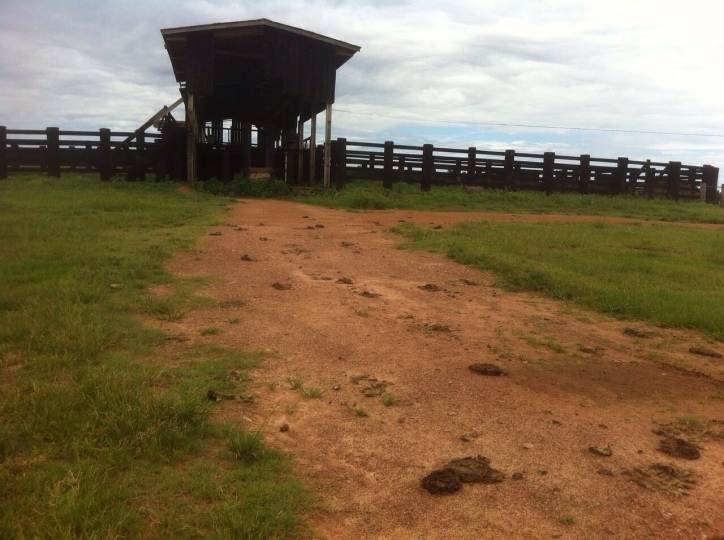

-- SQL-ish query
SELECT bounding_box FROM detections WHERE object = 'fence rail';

[1,126,719,202]
[331,139,720,202]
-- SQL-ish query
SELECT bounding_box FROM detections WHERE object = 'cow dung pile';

[421,455,505,495]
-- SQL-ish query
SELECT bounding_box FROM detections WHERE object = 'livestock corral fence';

[336,139,720,202]
[1,126,720,203]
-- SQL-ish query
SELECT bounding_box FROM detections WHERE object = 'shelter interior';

[160,19,360,184]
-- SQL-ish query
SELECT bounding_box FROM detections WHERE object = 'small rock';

[332,385,341,391]
[271,282,292,290]
[109,283,123,289]
[552,419,562,425]
[598,423,608,429]
[206,389,221,402]
[359,290,380,298]
[240,254,255,261]
[279,423,289,433]
[688,346,722,359]
[523,443,534,450]
[336,277,353,284]
[589,445,613,457]
[469,363,504,376]
[603,529,616,536]
[259,237,269,241]
[598,468,614,476]
[551,532,563,539]
[301,215,309,218]
[512,472,524,480]
[306,225,315,229]
[623,327,653,338]
[538,469,548,475]
[459,434,471,442]
[209,231,222,236]
[421,469,462,494]
[419,283,441,292]
[315,223,325,228]
[658,437,701,460]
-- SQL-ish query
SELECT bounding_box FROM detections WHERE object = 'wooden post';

[421,144,433,192]
[186,93,197,184]
[668,161,681,200]
[579,154,590,194]
[398,155,406,182]
[644,162,655,199]
[504,149,515,189]
[0,126,7,179]
[98,128,111,181]
[542,152,555,195]
[334,137,346,190]
[323,103,332,188]
[614,157,628,194]
[700,169,708,202]
[309,113,317,186]
[467,147,476,182]
[242,122,252,173]
[136,128,146,181]
[47,127,60,177]
[383,140,394,188]
[297,115,304,185]
[702,164,718,203]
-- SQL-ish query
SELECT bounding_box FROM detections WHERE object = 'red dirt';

[155,200,724,540]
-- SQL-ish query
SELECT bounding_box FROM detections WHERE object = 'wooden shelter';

[161,19,360,184]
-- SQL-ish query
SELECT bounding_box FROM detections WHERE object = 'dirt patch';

[156,200,724,540]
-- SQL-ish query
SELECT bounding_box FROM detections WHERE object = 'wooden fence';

[333,139,720,202]
[0,127,180,181]
[1,126,719,202]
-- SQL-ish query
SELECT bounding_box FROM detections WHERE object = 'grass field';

[296,180,724,339]
[298,180,724,223]
[0,174,310,539]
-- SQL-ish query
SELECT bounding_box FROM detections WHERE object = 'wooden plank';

[98,129,112,180]
[421,144,433,192]
[47,127,60,178]
[383,141,394,189]
[0,126,7,179]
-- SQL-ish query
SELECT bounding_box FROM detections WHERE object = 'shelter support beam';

[297,116,304,184]
[309,113,317,186]
[324,103,332,188]
[186,93,198,184]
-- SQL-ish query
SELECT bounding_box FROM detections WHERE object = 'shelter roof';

[161,18,361,86]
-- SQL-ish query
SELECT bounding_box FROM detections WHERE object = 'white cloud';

[1,0,722,170]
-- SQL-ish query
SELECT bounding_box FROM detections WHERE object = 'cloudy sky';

[2,0,723,169]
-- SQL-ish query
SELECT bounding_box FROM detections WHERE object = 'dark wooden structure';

[160,19,360,184]
[337,139,720,202]
[1,126,719,202]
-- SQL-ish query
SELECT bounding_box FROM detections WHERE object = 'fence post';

[542,152,555,195]
[613,157,628,194]
[383,140,394,189]
[47,127,60,177]
[702,165,718,203]
[668,161,681,200]
[578,154,590,194]
[467,147,476,183]
[0,126,7,179]
[136,129,146,181]
[421,144,433,192]
[644,160,655,199]
[333,137,347,190]
[504,149,515,189]
[99,128,112,181]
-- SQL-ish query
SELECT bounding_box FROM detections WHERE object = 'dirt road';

[159,199,724,539]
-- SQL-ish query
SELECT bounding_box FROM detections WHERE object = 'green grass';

[392,219,724,338]
[296,180,724,223]
[0,174,310,539]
